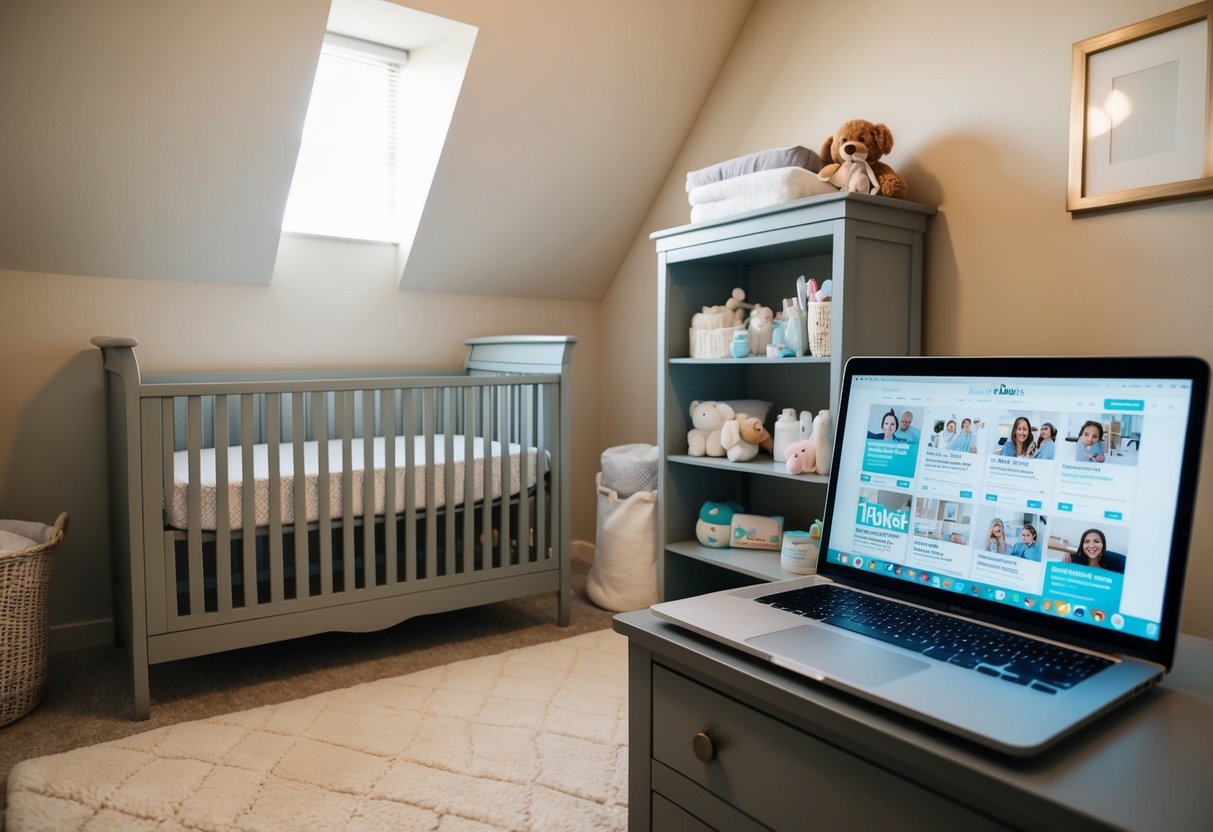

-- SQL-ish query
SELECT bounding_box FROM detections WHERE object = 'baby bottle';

[784,305,806,357]
[799,410,813,441]
[770,318,786,350]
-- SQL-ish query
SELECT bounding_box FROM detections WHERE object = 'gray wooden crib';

[92,335,575,719]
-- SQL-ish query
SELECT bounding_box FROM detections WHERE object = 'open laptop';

[652,355,1209,755]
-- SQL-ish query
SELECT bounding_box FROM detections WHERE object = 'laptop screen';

[819,357,1207,659]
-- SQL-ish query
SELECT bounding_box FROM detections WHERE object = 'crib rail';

[144,375,559,633]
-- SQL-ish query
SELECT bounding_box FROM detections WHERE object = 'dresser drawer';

[651,793,715,832]
[651,664,1006,830]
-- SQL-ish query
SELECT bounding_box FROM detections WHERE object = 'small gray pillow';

[686,146,823,191]
[721,399,773,427]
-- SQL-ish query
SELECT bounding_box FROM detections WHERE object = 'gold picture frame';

[1068,1,1213,213]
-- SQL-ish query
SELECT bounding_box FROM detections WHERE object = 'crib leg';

[558,573,571,627]
[129,646,150,721]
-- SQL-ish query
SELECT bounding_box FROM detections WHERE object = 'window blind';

[281,34,405,243]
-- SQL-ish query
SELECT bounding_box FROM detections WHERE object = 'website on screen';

[827,374,1194,640]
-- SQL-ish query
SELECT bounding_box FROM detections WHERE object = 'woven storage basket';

[1,512,67,727]
[807,302,832,357]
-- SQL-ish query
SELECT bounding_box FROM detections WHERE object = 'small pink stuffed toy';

[785,439,817,474]
[786,409,832,475]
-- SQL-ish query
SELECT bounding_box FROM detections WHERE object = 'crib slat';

[314,392,333,597]
[403,389,417,583]
[537,383,551,563]
[443,386,456,575]
[481,388,493,568]
[520,383,533,563]
[241,396,257,608]
[160,399,177,618]
[423,387,437,579]
[381,389,398,584]
[292,393,308,600]
[498,385,511,566]
[266,395,284,604]
[462,387,475,574]
[186,396,205,616]
[362,389,375,588]
[214,395,233,614]
[340,391,356,591]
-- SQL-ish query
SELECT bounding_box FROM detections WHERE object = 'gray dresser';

[614,609,1213,831]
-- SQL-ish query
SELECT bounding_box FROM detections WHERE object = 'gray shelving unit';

[653,192,935,600]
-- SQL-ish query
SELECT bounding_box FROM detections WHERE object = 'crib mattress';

[169,436,542,531]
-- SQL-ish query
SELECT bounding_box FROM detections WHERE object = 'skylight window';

[281,33,406,243]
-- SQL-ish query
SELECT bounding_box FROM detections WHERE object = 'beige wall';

[1,0,750,651]
[0,234,600,647]
[604,0,1213,637]
[6,0,1213,648]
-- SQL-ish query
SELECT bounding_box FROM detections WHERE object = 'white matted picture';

[1067,1,1213,213]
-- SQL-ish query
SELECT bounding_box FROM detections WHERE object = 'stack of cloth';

[686,145,835,223]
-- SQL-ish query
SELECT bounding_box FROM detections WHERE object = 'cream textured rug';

[6,629,628,831]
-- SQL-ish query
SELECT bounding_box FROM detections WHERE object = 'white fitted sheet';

[169,435,543,531]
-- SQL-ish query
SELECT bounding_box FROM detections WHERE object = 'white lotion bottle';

[772,408,799,461]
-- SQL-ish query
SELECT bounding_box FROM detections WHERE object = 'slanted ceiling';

[0,0,329,285]
[0,0,753,300]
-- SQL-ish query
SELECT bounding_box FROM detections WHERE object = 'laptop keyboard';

[756,584,1112,694]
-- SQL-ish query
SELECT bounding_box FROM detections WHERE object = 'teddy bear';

[817,119,906,199]
[720,414,773,462]
[691,287,753,330]
[696,500,744,548]
[723,287,753,322]
[687,400,735,457]
[746,303,775,356]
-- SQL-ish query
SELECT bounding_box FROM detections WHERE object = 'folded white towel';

[689,197,768,224]
[687,166,837,207]
[690,189,840,223]
[0,518,50,554]
[687,167,840,222]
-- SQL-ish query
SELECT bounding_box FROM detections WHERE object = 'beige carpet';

[6,629,628,831]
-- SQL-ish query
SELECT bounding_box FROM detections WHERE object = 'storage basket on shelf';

[1,512,68,727]
[807,301,832,356]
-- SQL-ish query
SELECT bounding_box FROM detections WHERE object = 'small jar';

[730,330,750,359]
[780,530,819,574]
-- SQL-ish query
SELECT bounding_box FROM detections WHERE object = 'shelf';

[655,194,930,601]
[668,454,828,483]
[666,540,798,582]
[669,356,830,366]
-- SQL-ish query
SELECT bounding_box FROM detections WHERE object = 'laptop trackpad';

[747,624,929,687]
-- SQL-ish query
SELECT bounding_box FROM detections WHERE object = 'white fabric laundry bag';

[586,472,658,612]
[599,442,658,497]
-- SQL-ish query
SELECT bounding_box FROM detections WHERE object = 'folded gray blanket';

[686,145,822,191]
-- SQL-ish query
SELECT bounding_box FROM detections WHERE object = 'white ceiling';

[0,0,754,301]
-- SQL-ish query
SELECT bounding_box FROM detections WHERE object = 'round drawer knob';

[692,731,716,763]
